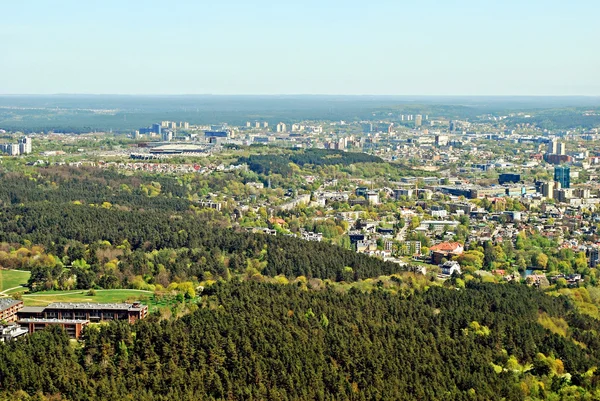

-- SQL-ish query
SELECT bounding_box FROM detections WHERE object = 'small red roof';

[430,242,463,253]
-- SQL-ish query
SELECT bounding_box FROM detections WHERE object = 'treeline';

[241,149,383,176]
[0,202,402,290]
[2,281,600,400]
[0,168,191,211]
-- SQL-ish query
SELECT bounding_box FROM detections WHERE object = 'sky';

[0,0,599,96]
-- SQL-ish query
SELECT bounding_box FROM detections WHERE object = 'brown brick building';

[18,301,148,324]
[0,298,24,322]
[18,318,89,339]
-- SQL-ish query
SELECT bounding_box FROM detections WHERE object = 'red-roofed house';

[430,242,464,264]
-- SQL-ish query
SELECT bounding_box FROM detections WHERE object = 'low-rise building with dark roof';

[18,301,148,324]
[18,318,89,339]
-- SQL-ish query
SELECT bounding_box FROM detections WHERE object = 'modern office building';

[139,124,162,136]
[162,131,173,142]
[554,165,570,189]
[499,173,521,185]
[204,130,230,139]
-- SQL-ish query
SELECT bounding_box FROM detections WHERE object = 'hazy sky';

[1,0,599,95]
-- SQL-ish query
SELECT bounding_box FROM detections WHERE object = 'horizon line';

[1,93,600,98]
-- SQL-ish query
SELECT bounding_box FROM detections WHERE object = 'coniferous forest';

[2,281,600,400]
[1,167,600,400]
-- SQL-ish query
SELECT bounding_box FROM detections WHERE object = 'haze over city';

[1,0,599,95]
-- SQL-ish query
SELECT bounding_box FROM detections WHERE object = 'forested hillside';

[2,281,600,400]
[241,148,383,176]
[0,167,403,290]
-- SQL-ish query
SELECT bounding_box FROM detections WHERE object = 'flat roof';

[19,306,46,313]
[18,318,90,324]
[46,302,145,311]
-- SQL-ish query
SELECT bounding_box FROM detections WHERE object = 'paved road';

[0,286,26,296]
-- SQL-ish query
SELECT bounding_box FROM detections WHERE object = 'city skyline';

[1,0,599,96]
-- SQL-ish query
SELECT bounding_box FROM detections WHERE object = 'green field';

[22,289,153,307]
[0,269,30,293]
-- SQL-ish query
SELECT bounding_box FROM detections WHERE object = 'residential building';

[355,187,369,198]
[542,181,555,199]
[0,324,28,342]
[276,123,287,133]
[18,137,32,154]
[394,188,414,199]
[356,240,378,253]
[548,139,558,154]
[590,247,600,268]
[429,242,464,264]
[366,191,379,205]
[435,135,449,147]
[415,115,423,127]
[18,318,89,339]
[558,142,566,155]
[418,220,460,234]
[440,260,461,276]
[0,299,24,322]
[398,241,422,256]
[18,301,148,324]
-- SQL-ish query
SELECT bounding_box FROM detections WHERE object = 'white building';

[276,123,287,133]
[440,260,461,276]
[19,137,32,154]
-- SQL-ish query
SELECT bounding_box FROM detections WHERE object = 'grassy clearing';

[0,269,30,292]
[22,289,152,307]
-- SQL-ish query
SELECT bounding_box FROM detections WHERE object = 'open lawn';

[22,289,153,307]
[0,269,30,293]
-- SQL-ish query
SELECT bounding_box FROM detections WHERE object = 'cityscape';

[1,0,600,400]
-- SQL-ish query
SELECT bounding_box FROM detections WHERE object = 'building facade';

[554,165,571,189]
[18,302,148,324]
[0,299,24,322]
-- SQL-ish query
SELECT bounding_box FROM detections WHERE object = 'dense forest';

[241,149,383,176]
[5,163,600,400]
[2,281,600,400]
[0,168,402,291]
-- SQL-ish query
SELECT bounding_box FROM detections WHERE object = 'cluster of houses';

[0,298,148,341]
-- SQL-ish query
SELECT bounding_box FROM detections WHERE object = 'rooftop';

[430,242,464,252]
[18,318,90,324]
[0,298,22,310]
[46,302,146,311]
[19,306,46,314]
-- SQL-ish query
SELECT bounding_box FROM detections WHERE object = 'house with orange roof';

[429,242,464,264]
